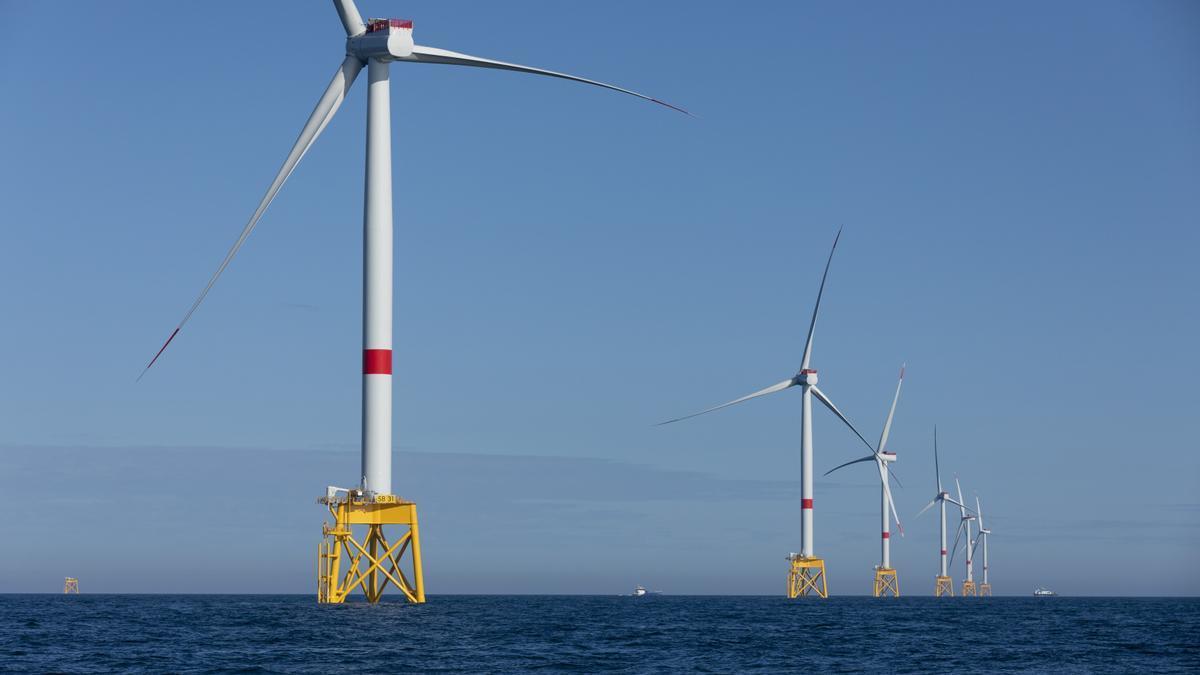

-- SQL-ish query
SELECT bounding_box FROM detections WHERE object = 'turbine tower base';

[873,568,899,597]
[978,583,991,596]
[961,579,976,597]
[787,555,828,598]
[63,577,79,594]
[317,492,425,604]
[935,575,954,597]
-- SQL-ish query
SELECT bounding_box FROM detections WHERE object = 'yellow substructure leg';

[787,556,828,598]
[873,568,899,597]
[63,577,79,594]
[317,494,425,604]
[961,579,977,597]
[935,575,954,597]
[979,583,992,596]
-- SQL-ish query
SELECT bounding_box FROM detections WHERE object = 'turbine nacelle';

[795,368,818,386]
[879,451,897,464]
[348,18,415,60]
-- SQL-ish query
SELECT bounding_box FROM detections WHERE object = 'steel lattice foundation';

[787,556,828,598]
[318,494,425,604]
[961,579,977,597]
[873,568,899,597]
[935,575,954,597]
[978,583,992,596]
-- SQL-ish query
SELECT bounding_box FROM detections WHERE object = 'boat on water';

[631,585,662,597]
[1034,587,1057,597]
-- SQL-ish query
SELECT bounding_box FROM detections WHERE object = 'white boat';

[1033,587,1057,597]
[632,585,647,597]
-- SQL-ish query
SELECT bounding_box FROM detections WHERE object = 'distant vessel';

[631,585,661,597]
[1034,587,1057,597]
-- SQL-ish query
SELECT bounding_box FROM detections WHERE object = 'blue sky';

[1,1,1196,595]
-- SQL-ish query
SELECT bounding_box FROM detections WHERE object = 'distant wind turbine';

[973,495,993,596]
[659,228,886,598]
[824,365,906,597]
[949,475,979,596]
[915,427,970,597]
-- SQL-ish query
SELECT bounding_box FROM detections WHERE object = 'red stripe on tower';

[801,499,814,509]
[363,349,392,375]
[940,549,947,555]
[882,532,890,539]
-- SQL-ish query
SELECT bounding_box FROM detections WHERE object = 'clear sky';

[1,1,1197,595]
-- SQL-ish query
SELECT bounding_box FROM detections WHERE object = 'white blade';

[139,56,365,379]
[955,476,967,517]
[976,496,984,529]
[876,364,904,454]
[332,0,366,36]
[970,532,983,559]
[823,454,875,476]
[400,45,688,115]
[916,496,939,518]
[934,425,942,493]
[810,385,878,456]
[878,458,902,533]
[657,378,796,425]
[948,519,966,567]
[799,228,841,370]
[944,496,973,512]
[877,457,904,534]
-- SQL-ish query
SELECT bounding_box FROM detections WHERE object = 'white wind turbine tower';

[915,427,969,597]
[140,0,684,605]
[823,366,906,597]
[659,229,888,598]
[973,495,993,596]
[949,476,979,597]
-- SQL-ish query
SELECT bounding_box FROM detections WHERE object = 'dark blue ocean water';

[1,595,1197,673]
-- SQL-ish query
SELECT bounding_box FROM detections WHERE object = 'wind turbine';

[974,496,992,596]
[140,0,684,605]
[824,365,906,597]
[949,476,979,596]
[915,426,969,597]
[659,229,886,598]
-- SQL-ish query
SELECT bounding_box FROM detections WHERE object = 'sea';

[1,595,1196,673]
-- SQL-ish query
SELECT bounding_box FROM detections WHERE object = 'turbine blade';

[799,228,841,370]
[822,454,875,477]
[810,385,878,456]
[934,425,942,493]
[139,56,365,379]
[401,45,688,115]
[955,476,966,515]
[876,364,904,454]
[949,519,966,567]
[944,496,973,512]
[878,458,904,535]
[657,378,796,425]
[976,496,985,529]
[332,0,366,36]
[916,496,939,518]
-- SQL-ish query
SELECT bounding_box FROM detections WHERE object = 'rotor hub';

[796,368,818,386]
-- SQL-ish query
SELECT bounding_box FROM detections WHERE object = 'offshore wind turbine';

[974,496,993,596]
[949,476,979,596]
[915,427,969,596]
[659,229,887,598]
[824,366,906,597]
[140,0,683,604]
